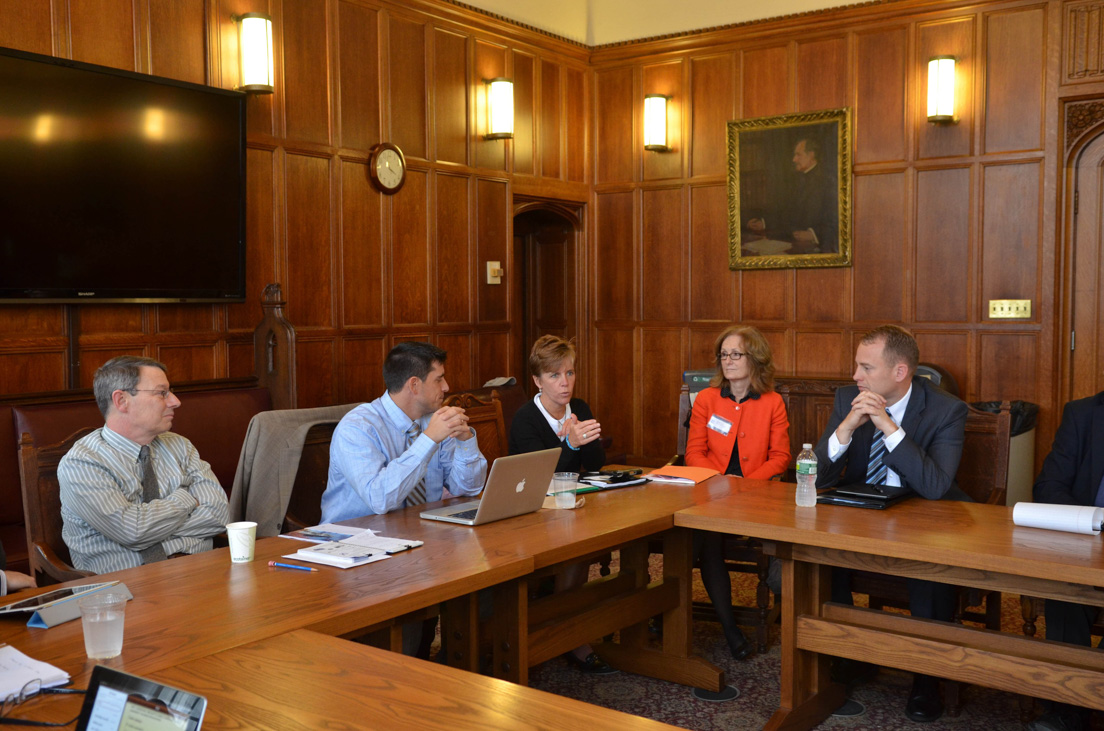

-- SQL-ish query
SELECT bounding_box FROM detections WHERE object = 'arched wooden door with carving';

[1067,105,1104,400]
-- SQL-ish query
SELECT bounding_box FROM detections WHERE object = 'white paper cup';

[79,591,127,659]
[552,472,578,509]
[226,521,258,563]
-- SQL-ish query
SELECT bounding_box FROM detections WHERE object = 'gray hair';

[93,356,168,418]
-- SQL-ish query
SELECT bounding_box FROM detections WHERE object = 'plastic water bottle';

[795,443,818,508]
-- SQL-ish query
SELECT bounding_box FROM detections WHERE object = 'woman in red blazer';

[685,325,790,660]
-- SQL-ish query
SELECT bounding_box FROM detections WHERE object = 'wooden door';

[1070,132,1104,400]
[512,207,578,397]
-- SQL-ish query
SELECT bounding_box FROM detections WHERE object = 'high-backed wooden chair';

[17,428,96,585]
[673,377,780,653]
[443,391,507,465]
[282,421,340,533]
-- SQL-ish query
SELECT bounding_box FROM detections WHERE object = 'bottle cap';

[802,443,812,449]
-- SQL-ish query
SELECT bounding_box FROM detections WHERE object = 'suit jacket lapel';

[899,377,926,436]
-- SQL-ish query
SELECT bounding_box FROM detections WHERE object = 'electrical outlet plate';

[988,299,1031,319]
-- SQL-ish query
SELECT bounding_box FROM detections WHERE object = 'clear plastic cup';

[79,591,127,659]
[552,472,579,509]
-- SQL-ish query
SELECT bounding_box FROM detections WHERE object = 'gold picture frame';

[727,108,852,270]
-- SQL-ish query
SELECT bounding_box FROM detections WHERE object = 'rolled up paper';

[1012,502,1104,535]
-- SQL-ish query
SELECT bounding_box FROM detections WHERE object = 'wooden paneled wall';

[0,0,1082,467]
[586,0,1063,463]
[0,0,588,407]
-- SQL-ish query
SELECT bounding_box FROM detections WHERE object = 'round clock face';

[370,143,406,194]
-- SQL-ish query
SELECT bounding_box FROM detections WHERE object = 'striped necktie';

[866,419,890,486]
[406,422,427,506]
[137,446,168,564]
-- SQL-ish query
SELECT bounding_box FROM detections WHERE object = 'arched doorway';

[1062,102,1104,401]
[511,199,585,398]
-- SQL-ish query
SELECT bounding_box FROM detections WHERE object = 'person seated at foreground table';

[508,335,614,675]
[58,356,230,575]
[0,544,34,596]
[1026,390,1104,731]
[322,342,487,657]
[685,325,790,661]
[814,325,968,723]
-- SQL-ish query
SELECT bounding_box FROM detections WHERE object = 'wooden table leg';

[766,543,844,731]
[441,594,479,672]
[595,528,724,691]
[492,578,527,685]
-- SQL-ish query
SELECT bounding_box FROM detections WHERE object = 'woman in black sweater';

[508,336,605,474]
[508,335,612,674]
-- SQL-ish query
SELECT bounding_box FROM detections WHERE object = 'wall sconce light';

[644,94,669,151]
[927,56,956,123]
[236,12,274,94]
[484,78,514,140]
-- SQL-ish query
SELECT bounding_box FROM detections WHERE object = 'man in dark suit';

[1026,392,1104,731]
[814,324,969,723]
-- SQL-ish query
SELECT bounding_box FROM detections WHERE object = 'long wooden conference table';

[8,475,1104,729]
[0,479,731,726]
[675,476,1104,730]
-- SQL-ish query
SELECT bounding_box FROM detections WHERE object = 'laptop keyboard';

[450,508,479,521]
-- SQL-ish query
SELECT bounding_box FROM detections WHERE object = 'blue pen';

[268,561,318,572]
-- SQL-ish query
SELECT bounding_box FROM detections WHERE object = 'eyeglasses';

[717,351,747,362]
[0,679,85,726]
[128,388,174,399]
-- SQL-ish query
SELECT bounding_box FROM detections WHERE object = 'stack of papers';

[0,645,68,697]
[285,525,424,569]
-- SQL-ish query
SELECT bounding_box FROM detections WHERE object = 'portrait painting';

[727,108,852,270]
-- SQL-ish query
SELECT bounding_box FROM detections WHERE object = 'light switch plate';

[988,299,1031,319]
[486,261,502,285]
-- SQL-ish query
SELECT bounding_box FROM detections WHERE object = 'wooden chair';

[672,380,780,653]
[849,401,1013,715]
[443,391,507,465]
[17,428,96,585]
[282,421,340,533]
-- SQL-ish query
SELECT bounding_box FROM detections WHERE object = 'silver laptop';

[420,448,560,526]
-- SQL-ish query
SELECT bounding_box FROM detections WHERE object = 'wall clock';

[368,142,406,194]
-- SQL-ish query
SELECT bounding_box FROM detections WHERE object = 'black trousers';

[831,567,956,621]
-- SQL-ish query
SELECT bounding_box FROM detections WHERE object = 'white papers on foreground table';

[1012,502,1104,535]
[0,645,68,697]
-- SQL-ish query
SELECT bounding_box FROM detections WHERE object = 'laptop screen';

[76,666,206,731]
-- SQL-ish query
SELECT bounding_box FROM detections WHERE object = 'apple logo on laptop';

[515,479,526,493]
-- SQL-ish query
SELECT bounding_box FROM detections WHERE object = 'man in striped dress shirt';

[58,356,229,575]
[813,325,969,723]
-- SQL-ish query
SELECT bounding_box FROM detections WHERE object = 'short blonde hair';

[529,335,576,377]
[709,325,776,394]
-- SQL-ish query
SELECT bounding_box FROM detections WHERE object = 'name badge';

[707,414,732,436]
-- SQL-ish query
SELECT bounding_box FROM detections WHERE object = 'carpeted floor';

[525,553,1048,730]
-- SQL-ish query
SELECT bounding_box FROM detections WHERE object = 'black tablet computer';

[75,666,206,731]
[817,482,914,509]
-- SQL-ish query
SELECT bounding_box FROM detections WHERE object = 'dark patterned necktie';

[406,423,427,506]
[137,446,168,564]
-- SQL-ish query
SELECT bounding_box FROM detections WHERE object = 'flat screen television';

[0,46,246,303]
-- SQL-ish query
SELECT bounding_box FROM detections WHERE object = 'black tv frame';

[0,45,247,304]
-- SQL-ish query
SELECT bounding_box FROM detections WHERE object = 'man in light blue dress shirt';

[322,342,487,658]
[322,342,487,523]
